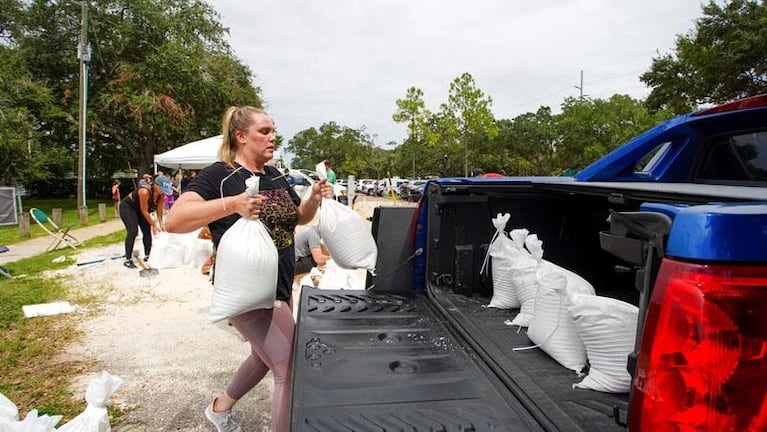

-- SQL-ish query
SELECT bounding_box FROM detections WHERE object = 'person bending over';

[119,175,172,268]
[294,225,330,276]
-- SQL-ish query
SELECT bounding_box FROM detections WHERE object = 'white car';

[288,169,347,202]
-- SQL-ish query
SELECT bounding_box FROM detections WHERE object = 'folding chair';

[29,208,84,251]
[0,245,12,278]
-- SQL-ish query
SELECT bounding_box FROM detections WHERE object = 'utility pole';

[77,1,90,222]
[574,70,584,100]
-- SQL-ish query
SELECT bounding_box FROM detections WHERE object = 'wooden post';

[19,212,30,238]
[52,208,63,227]
[79,207,89,226]
[98,203,106,222]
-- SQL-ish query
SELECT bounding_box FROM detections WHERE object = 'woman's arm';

[309,246,329,268]
[137,188,160,234]
[164,189,263,234]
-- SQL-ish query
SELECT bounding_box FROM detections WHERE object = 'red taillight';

[630,258,767,431]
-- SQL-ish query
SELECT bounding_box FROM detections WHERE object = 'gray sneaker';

[204,400,242,432]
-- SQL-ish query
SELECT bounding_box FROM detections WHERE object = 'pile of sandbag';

[482,213,638,393]
[0,371,122,431]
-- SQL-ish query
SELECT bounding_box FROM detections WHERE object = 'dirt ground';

[54,196,408,431]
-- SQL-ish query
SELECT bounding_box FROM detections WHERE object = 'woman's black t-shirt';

[186,162,302,302]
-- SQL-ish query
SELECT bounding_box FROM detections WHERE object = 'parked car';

[290,93,767,431]
[358,179,378,195]
[398,179,426,201]
[287,169,314,199]
[289,168,348,203]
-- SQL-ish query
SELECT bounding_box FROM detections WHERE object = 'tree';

[0,45,68,185]
[286,122,376,178]
[7,0,261,191]
[440,73,498,176]
[642,0,767,111]
[556,95,673,171]
[392,86,431,178]
[504,108,560,176]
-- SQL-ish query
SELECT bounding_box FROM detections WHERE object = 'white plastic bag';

[481,214,523,309]
[508,234,543,327]
[318,198,377,274]
[1,393,61,431]
[570,294,638,393]
[146,232,185,269]
[57,371,123,432]
[9,409,61,431]
[524,262,594,372]
[317,260,364,290]
[209,176,279,322]
[0,392,19,428]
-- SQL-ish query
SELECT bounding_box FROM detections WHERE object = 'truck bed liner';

[431,290,629,432]
[291,288,543,431]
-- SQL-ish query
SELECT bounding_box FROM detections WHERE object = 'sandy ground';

[52,196,409,432]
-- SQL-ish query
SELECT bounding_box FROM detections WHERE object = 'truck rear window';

[696,131,767,183]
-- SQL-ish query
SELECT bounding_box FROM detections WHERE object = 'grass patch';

[0,230,128,424]
[0,198,119,245]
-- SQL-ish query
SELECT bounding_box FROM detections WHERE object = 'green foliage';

[2,0,262,189]
[286,122,379,178]
[556,95,675,171]
[440,73,498,176]
[642,0,767,111]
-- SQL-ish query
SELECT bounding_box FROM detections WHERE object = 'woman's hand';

[313,179,333,203]
[235,191,265,219]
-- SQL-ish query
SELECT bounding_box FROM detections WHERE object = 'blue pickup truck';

[290,94,767,431]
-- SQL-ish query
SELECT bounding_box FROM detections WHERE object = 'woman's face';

[235,112,276,163]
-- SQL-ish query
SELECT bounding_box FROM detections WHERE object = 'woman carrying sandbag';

[165,106,331,432]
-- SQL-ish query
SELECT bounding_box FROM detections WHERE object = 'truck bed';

[290,289,543,431]
[430,288,629,431]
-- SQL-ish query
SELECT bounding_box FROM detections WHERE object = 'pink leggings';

[226,302,295,432]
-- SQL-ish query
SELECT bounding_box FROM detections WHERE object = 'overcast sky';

[207,0,705,155]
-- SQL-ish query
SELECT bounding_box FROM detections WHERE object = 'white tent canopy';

[154,135,282,170]
[154,135,223,170]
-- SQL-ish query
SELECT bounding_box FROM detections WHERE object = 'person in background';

[111,179,121,218]
[294,225,330,276]
[324,160,336,184]
[164,106,332,432]
[138,173,152,187]
[119,174,173,268]
[180,170,197,192]
[284,168,295,187]
[164,176,180,210]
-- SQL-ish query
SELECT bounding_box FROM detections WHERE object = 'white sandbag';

[0,393,61,431]
[318,260,365,290]
[0,392,18,423]
[508,234,543,327]
[8,409,61,431]
[318,198,377,274]
[146,232,185,269]
[209,176,278,322]
[525,262,594,372]
[570,294,638,393]
[185,238,213,269]
[481,214,524,309]
[509,228,529,250]
[57,371,123,432]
